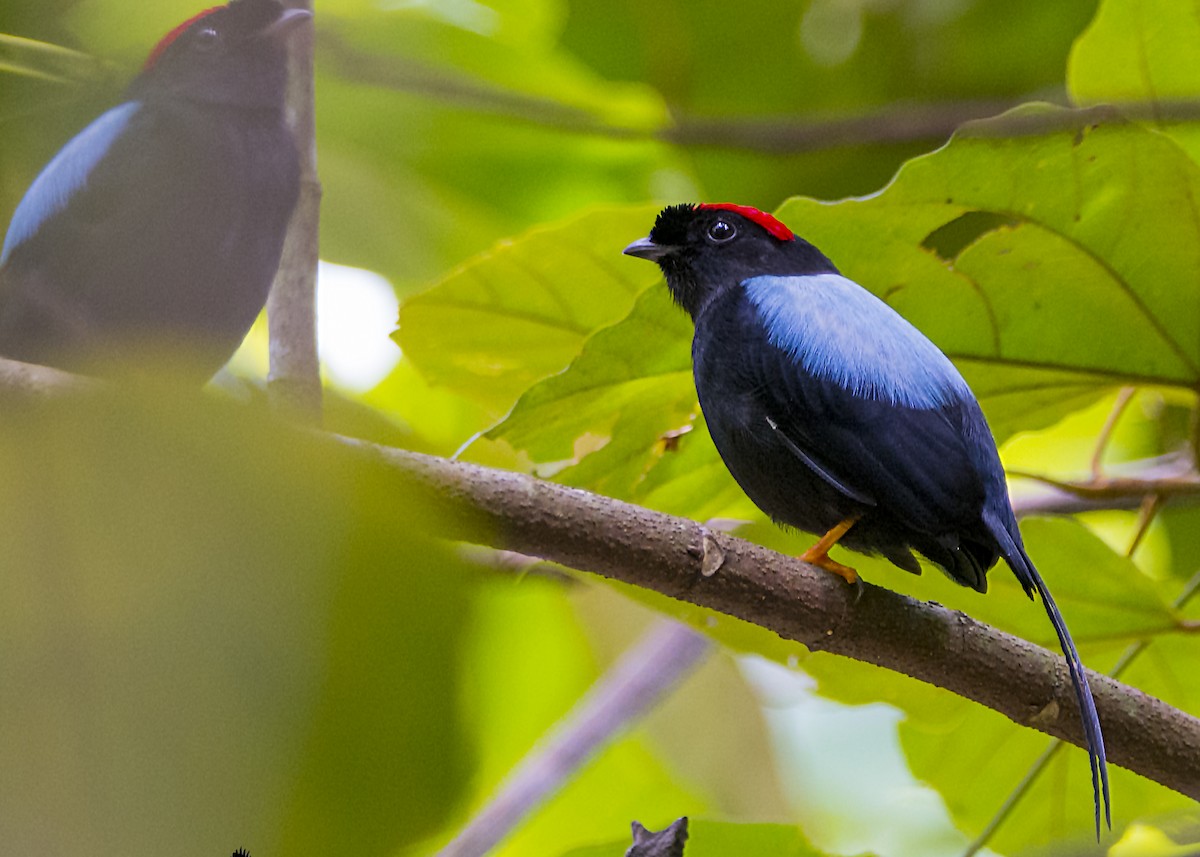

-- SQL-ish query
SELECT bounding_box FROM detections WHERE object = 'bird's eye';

[706,219,737,243]
[193,27,220,51]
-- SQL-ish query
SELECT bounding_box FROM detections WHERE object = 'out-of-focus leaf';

[307,7,677,294]
[314,74,680,294]
[564,0,1096,204]
[0,386,478,857]
[400,205,661,415]
[1110,823,1200,857]
[569,585,792,820]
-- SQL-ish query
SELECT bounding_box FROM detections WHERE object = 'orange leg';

[801,515,862,586]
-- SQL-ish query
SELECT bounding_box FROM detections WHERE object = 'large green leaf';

[400,205,662,415]
[485,283,699,499]
[778,107,1200,393]
[1069,0,1200,102]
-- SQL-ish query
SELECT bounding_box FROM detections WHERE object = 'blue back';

[2,101,141,265]
[744,273,971,410]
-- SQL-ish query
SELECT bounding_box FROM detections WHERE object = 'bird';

[0,0,310,380]
[624,202,1110,834]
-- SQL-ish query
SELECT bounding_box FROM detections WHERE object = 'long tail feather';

[984,510,1111,837]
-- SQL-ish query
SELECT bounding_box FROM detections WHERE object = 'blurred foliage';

[0,386,479,857]
[5,0,1200,855]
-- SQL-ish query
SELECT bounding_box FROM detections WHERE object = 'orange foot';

[800,515,863,589]
[800,546,859,586]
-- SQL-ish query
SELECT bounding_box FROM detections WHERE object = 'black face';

[133,0,310,110]
[624,204,837,318]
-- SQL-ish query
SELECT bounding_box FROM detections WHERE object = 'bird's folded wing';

[756,342,988,536]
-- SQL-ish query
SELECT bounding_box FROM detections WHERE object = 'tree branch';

[267,2,323,424]
[338,437,1200,801]
[0,358,1194,800]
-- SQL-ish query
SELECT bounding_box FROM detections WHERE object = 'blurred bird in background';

[0,0,309,380]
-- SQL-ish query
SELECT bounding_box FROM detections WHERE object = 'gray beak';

[262,8,313,40]
[623,237,673,262]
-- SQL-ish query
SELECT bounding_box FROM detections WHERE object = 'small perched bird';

[0,0,309,379]
[625,202,1110,832]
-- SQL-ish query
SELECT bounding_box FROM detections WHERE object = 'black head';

[624,203,838,317]
[130,0,311,110]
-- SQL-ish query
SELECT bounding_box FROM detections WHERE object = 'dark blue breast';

[692,281,1002,589]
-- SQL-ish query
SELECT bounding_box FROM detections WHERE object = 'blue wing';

[744,273,973,409]
[735,273,998,587]
[1,101,142,265]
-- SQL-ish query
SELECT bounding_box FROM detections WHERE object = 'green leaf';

[400,205,663,415]
[1068,0,1200,160]
[629,418,754,521]
[1069,0,1200,103]
[486,283,697,497]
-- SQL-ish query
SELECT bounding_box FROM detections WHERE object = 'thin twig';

[437,621,711,857]
[1127,495,1164,557]
[1008,471,1200,501]
[1011,451,1199,517]
[1091,387,1137,480]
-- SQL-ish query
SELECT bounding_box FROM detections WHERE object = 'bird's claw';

[799,547,863,600]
